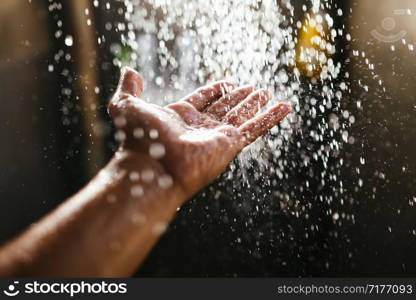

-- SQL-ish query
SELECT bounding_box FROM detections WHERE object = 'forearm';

[0,150,186,277]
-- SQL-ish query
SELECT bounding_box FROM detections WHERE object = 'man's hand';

[109,67,292,199]
[0,67,292,277]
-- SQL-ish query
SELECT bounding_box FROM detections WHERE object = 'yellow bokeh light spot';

[295,13,334,78]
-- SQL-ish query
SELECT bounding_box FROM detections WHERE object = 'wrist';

[108,148,188,209]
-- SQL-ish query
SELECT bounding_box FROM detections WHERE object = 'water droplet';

[149,129,159,139]
[64,35,73,47]
[158,174,173,189]
[131,213,146,224]
[133,128,144,139]
[129,172,140,182]
[152,222,167,234]
[149,143,166,159]
[141,169,155,182]
[131,185,144,197]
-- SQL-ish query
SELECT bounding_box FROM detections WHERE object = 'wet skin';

[111,67,292,198]
[0,67,292,277]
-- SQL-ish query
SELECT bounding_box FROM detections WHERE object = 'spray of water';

[117,0,354,227]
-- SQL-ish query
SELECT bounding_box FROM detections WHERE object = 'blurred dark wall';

[333,0,416,275]
[0,0,121,243]
[0,1,67,242]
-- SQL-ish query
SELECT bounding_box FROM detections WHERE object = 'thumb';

[117,66,143,98]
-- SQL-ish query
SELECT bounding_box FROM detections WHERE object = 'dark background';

[0,0,415,276]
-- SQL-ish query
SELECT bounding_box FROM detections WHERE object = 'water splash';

[120,0,352,224]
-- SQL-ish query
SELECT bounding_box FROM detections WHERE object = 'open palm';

[109,67,292,196]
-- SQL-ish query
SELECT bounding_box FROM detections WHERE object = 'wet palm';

[109,67,292,197]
